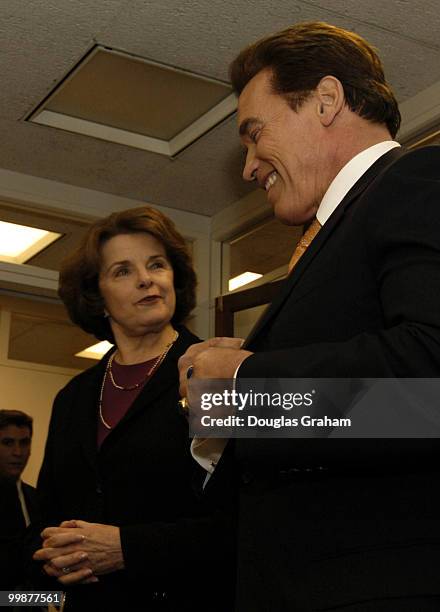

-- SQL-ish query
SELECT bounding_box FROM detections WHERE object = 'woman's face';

[98,232,176,339]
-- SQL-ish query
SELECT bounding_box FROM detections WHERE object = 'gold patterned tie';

[288,218,322,273]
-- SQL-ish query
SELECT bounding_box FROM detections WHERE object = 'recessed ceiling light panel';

[76,340,114,360]
[0,221,61,264]
[229,272,263,292]
[27,46,237,156]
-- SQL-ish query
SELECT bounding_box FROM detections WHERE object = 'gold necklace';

[99,330,179,430]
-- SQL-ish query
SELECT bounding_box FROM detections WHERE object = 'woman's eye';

[115,267,129,277]
[150,261,165,270]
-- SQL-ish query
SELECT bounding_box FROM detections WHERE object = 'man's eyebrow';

[239,117,262,137]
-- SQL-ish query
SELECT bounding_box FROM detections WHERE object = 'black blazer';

[234,146,440,611]
[0,480,38,589]
[34,325,235,611]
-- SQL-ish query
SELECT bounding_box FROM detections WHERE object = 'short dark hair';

[59,207,197,342]
[230,21,401,138]
[0,410,33,436]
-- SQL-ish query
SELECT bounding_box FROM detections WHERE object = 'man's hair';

[59,206,197,342]
[0,410,33,436]
[230,21,401,138]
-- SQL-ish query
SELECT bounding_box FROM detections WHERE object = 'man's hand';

[33,520,124,585]
[178,337,253,398]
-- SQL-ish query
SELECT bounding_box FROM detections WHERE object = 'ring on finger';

[62,566,71,574]
[178,397,190,414]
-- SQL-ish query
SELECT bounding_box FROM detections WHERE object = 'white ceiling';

[0,0,440,217]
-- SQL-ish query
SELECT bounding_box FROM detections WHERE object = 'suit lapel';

[77,361,105,470]
[114,352,178,429]
[244,146,405,348]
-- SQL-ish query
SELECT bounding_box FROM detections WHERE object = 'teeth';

[265,172,278,191]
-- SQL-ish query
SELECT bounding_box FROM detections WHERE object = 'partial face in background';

[98,232,176,340]
[238,69,332,225]
[0,425,31,481]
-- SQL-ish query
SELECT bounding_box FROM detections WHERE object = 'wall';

[0,309,77,486]
[0,362,74,486]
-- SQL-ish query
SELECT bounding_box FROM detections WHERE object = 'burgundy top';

[97,356,158,447]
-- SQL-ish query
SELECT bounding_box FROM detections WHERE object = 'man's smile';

[264,171,279,191]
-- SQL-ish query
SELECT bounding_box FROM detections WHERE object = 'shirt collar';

[317,141,401,226]
[16,479,31,527]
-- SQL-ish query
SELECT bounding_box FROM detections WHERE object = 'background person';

[32,207,234,611]
[0,410,37,589]
[179,22,440,611]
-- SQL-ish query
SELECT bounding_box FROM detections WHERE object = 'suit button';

[96,484,102,494]
[241,471,253,485]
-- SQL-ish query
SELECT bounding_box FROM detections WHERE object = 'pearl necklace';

[99,330,179,430]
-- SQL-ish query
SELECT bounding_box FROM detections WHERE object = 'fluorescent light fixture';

[28,46,236,157]
[0,221,61,264]
[33,93,237,157]
[229,272,263,292]
[76,340,114,360]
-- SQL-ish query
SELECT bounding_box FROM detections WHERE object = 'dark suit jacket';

[0,479,38,589]
[234,146,440,611]
[33,325,235,611]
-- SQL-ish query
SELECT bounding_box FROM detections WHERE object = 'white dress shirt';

[16,479,31,527]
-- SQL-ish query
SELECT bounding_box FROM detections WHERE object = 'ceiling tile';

[0,0,439,218]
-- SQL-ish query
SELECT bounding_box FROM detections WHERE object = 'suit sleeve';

[24,386,72,588]
[119,442,236,591]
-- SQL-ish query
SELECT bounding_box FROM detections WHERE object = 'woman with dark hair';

[32,207,234,611]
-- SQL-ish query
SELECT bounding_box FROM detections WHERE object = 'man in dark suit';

[179,22,440,611]
[0,410,37,589]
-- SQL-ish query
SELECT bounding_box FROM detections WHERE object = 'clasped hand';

[33,520,123,585]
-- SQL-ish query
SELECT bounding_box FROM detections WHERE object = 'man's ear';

[315,76,345,127]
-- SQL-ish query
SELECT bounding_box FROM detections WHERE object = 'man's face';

[238,69,332,225]
[0,425,31,481]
